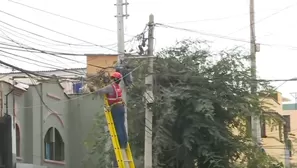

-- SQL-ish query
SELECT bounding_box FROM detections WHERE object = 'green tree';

[83,39,284,168]
[128,39,282,167]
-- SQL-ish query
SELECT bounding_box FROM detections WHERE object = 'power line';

[0,42,86,56]
[0,38,127,70]
[0,54,85,80]
[0,20,133,54]
[0,10,124,54]
[0,38,138,57]
[0,23,86,48]
[0,14,148,56]
[226,2,297,36]
[0,24,100,55]
[0,25,149,70]
[0,50,84,76]
[0,35,92,69]
[8,0,134,37]
[0,27,114,70]
[165,13,249,24]
[3,61,146,111]
[0,42,85,73]
[0,59,60,79]
[0,27,85,74]
[0,19,142,51]
[24,70,63,115]
[0,53,58,70]
[260,80,290,103]
[0,19,92,47]
[156,23,297,51]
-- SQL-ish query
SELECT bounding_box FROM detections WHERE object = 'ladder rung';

[104,95,135,168]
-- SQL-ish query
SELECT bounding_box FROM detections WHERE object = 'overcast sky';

[0,0,297,102]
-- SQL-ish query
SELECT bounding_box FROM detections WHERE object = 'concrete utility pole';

[116,0,129,134]
[144,14,155,168]
[115,1,130,167]
[249,0,261,144]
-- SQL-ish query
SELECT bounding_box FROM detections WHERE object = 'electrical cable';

[0,38,138,57]
[6,61,153,134]
[0,39,113,69]
[25,71,60,115]
[0,25,148,70]
[165,13,249,25]
[0,41,86,56]
[0,24,122,55]
[3,60,146,110]
[0,15,149,72]
[0,58,82,80]
[0,19,91,47]
[225,2,297,37]
[0,27,85,74]
[0,10,124,54]
[8,0,134,37]
[0,27,78,71]
[0,51,84,76]
[10,0,294,139]
[0,53,68,72]
[156,23,297,51]
[0,23,79,48]
[260,80,289,103]
[0,19,143,51]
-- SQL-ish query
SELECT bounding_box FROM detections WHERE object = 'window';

[283,115,291,132]
[16,124,20,157]
[44,127,65,161]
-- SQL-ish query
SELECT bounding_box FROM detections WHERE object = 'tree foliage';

[128,39,283,167]
[83,39,284,168]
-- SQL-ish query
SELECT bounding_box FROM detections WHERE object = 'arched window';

[44,127,64,161]
[16,124,20,157]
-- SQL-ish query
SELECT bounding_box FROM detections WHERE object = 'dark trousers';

[111,104,127,167]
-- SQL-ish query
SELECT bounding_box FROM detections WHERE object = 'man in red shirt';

[95,72,128,149]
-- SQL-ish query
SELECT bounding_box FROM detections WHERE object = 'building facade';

[261,92,295,165]
[0,79,103,168]
[86,54,117,75]
[282,102,297,164]
[0,68,86,95]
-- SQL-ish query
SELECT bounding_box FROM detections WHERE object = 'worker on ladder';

[94,71,128,167]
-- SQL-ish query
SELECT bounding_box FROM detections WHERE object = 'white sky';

[0,0,297,102]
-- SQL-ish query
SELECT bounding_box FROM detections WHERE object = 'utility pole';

[116,0,129,134]
[115,0,130,167]
[144,14,155,168]
[250,0,261,144]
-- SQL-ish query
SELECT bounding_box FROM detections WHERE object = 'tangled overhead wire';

[86,69,112,92]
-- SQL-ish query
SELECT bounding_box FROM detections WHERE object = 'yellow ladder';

[104,96,135,168]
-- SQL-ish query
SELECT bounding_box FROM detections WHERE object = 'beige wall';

[282,110,297,164]
[261,96,285,163]
[261,92,297,164]
[86,54,118,75]
[231,92,289,163]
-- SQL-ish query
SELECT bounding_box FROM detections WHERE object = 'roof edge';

[85,54,118,56]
